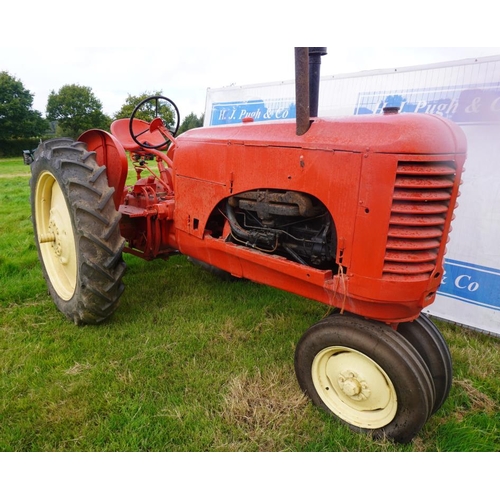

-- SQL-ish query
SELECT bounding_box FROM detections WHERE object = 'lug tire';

[294,314,436,443]
[30,138,126,325]
[397,313,453,414]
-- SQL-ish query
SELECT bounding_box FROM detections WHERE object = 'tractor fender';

[78,129,128,210]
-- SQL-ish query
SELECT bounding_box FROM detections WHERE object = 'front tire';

[397,313,453,414]
[294,314,435,443]
[30,138,126,324]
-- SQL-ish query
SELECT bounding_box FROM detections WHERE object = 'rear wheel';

[294,314,435,443]
[30,138,126,324]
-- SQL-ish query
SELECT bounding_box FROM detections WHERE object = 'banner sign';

[355,85,500,125]
[439,259,500,312]
[210,85,500,126]
[210,99,295,126]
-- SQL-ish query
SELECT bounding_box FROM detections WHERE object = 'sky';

[1,2,499,122]
[2,47,500,121]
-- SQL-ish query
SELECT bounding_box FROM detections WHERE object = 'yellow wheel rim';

[312,346,397,429]
[35,171,77,300]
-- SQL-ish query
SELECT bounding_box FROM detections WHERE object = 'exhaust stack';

[295,47,327,135]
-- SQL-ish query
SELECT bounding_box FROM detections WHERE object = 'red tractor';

[29,48,466,442]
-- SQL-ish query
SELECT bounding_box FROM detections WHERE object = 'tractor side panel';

[174,139,363,270]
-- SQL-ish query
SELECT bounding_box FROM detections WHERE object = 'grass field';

[1,157,499,452]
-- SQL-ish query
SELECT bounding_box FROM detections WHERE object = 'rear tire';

[30,138,126,324]
[294,314,435,443]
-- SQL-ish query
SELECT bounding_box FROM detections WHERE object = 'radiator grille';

[383,162,456,279]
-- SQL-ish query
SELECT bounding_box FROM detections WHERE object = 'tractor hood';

[178,112,467,156]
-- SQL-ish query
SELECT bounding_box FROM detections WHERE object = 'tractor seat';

[110,118,168,153]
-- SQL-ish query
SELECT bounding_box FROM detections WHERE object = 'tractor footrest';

[120,205,150,218]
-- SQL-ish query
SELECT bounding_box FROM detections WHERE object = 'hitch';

[22,149,34,165]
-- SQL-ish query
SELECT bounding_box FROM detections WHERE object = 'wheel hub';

[338,370,371,401]
[45,209,71,264]
[48,218,58,253]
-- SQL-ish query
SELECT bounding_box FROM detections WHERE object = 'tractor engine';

[226,190,336,269]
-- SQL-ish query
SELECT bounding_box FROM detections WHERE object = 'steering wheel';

[129,95,180,150]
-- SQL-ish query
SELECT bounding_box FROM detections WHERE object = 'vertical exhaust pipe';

[309,47,327,118]
[295,47,327,136]
[295,48,310,136]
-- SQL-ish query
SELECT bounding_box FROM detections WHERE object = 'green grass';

[1,158,499,452]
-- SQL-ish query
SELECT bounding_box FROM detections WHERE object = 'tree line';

[0,71,204,153]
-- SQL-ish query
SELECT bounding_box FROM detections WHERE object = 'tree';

[178,112,204,134]
[113,91,164,121]
[46,84,110,138]
[114,92,203,135]
[114,91,180,136]
[0,71,48,140]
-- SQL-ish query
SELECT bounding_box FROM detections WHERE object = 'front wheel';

[294,314,435,443]
[397,313,453,415]
[30,138,126,324]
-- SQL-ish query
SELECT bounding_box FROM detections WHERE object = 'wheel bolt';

[39,233,56,243]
